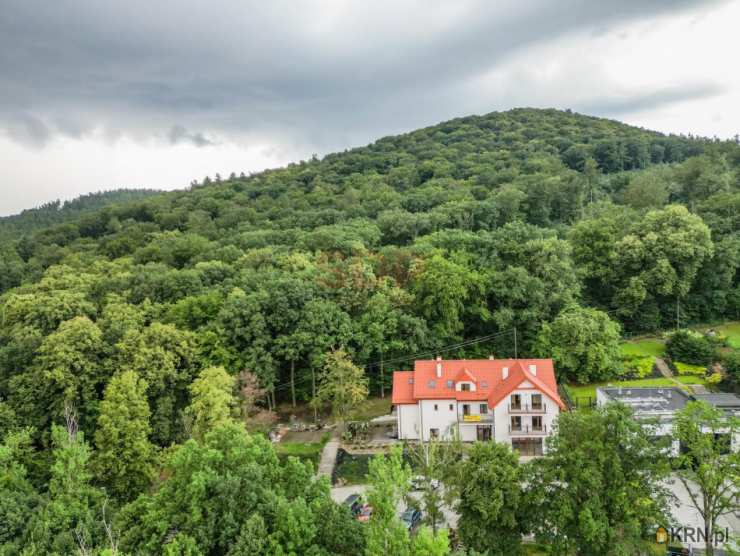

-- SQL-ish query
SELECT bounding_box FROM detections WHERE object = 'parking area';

[331,484,459,530]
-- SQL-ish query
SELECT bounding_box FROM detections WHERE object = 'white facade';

[396,387,561,454]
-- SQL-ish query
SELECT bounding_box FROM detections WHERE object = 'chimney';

[502,366,509,380]
[488,354,495,360]
[435,356,442,378]
[528,364,537,376]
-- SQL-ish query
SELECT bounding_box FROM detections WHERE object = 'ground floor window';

[476,425,492,441]
[429,428,439,439]
[512,437,543,456]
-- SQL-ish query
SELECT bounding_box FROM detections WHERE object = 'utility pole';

[514,327,518,359]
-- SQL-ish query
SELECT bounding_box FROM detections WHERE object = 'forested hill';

[1,106,740,433]
[0,188,162,241]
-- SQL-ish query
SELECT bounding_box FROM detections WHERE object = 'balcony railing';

[508,424,548,435]
[508,403,547,414]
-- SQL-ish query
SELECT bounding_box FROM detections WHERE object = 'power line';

[269,328,517,394]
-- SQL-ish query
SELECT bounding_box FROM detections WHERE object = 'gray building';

[596,387,740,455]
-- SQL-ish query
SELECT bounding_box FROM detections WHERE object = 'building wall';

[418,399,457,441]
[397,404,419,440]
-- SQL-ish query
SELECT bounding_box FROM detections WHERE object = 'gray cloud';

[576,83,726,116]
[168,125,216,147]
[0,0,729,153]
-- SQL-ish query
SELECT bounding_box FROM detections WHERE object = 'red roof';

[392,358,565,410]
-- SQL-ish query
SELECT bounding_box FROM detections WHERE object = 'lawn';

[620,338,665,358]
[274,432,330,468]
[345,396,392,422]
[710,321,740,349]
[567,376,709,400]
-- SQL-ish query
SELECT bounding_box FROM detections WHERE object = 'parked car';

[343,493,363,517]
[400,508,422,531]
[357,504,373,523]
[410,475,440,491]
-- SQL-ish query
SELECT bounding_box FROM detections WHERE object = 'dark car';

[357,504,373,523]
[400,508,422,531]
[343,494,363,517]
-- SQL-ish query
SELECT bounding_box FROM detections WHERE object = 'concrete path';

[317,436,340,478]
[655,357,674,378]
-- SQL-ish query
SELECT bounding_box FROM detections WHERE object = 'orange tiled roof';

[392,358,565,409]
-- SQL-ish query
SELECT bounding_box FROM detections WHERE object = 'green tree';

[26,413,105,554]
[94,371,155,501]
[407,438,459,534]
[411,526,449,556]
[185,366,237,440]
[673,401,740,556]
[530,404,671,555]
[456,442,525,555]
[535,305,622,383]
[0,428,41,554]
[365,446,412,556]
[314,349,368,424]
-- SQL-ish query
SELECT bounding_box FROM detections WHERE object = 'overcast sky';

[1,0,738,216]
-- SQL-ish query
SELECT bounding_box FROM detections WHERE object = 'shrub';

[666,330,715,365]
[621,355,655,378]
[706,372,723,386]
[674,361,707,376]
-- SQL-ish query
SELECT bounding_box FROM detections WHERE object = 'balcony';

[508,424,548,435]
[508,403,547,414]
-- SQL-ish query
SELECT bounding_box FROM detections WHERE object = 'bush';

[706,372,723,386]
[621,355,655,378]
[666,330,715,365]
[674,361,707,376]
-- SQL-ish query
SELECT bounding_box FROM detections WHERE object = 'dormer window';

[460,383,471,392]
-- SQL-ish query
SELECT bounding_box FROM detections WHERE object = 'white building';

[392,357,565,456]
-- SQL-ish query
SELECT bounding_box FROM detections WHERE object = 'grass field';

[620,339,666,358]
[274,432,330,468]
[710,321,740,349]
[567,376,709,400]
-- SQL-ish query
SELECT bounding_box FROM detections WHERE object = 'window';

[512,438,543,456]
[511,394,522,410]
[511,416,522,431]
[479,403,488,414]
[408,377,414,384]
[434,404,438,411]
[480,381,488,388]
[427,380,436,389]
[449,404,454,411]
[476,426,492,441]
[430,428,439,439]
[460,383,471,392]
[531,393,543,410]
[463,404,470,416]
[532,416,543,431]
[446,380,454,389]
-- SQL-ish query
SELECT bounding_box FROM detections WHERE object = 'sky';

[1,0,738,216]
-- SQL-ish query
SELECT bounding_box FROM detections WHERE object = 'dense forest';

[1,108,739,553]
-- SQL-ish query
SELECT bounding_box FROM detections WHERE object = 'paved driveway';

[331,484,459,529]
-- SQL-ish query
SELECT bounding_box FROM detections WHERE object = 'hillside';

[0,188,161,241]
[1,107,739,425]
[1,107,739,553]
